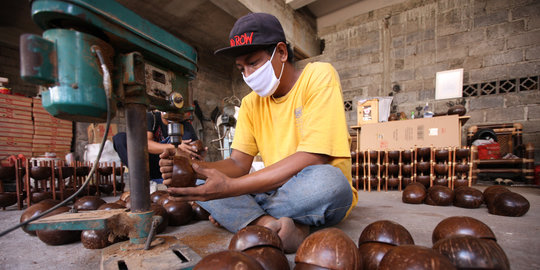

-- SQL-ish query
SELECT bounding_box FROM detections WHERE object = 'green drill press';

[20,0,200,268]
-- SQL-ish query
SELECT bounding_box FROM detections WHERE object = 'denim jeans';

[196,164,353,233]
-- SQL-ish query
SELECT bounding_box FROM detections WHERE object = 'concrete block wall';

[299,0,540,162]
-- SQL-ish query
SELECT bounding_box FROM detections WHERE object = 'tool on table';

[18,0,199,268]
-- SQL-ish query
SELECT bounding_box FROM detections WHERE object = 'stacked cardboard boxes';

[0,94,34,160]
[31,98,73,159]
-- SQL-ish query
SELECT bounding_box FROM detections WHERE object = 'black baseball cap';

[214,13,286,57]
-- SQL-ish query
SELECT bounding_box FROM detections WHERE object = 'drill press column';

[126,103,151,212]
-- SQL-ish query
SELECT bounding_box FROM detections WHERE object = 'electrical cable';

[0,45,113,237]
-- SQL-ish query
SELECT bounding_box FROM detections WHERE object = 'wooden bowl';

[358,242,394,270]
[243,246,289,270]
[358,220,414,246]
[36,206,81,245]
[74,196,106,211]
[433,177,448,186]
[453,186,484,209]
[30,166,52,180]
[425,186,454,206]
[387,151,400,162]
[417,147,431,161]
[229,225,283,252]
[434,149,449,162]
[169,155,196,188]
[488,192,530,217]
[194,250,263,270]
[416,162,430,173]
[432,216,496,244]
[402,183,426,204]
[433,235,509,270]
[379,245,455,270]
[434,163,448,175]
[455,148,470,160]
[164,201,193,226]
[416,175,430,188]
[296,228,360,269]
[401,150,413,163]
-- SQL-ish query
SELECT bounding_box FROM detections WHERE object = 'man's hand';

[159,148,176,185]
[167,163,235,202]
[177,139,205,160]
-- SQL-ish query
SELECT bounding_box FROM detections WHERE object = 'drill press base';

[101,235,201,270]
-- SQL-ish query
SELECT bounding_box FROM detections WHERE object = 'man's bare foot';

[251,215,309,253]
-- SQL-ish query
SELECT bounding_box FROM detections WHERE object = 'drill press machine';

[20,0,199,268]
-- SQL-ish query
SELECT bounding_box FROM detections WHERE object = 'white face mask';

[242,47,285,98]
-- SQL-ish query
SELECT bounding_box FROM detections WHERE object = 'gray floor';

[0,185,539,270]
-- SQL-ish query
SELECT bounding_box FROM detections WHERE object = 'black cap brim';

[214,43,274,58]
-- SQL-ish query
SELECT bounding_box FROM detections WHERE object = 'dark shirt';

[146,112,198,143]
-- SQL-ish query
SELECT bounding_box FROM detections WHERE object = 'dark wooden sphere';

[36,206,81,245]
[453,186,484,208]
[416,175,430,188]
[350,150,356,161]
[448,105,467,116]
[0,192,17,207]
[387,164,399,176]
[150,190,168,204]
[401,150,413,162]
[114,167,125,176]
[30,166,52,180]
[169,155,196,188]
[359,220,414,246]
[379,245,456,270]
[425,186,454,206]
[387,177,400,188]
[74,196,106,211]
[368,150,378,161]
[435,149,449,162]
[150,203,169,234]
[454,178,469,188]
[455,163,469,174]
[192,202,210,220]
[55,166,74,179]
[455,148,470,160]
[189,140,206,156]
[368,177,378,188]
[296,228,360,270]
[416,161,430,173]
[229,225,283,252]
[164,201,193,226]
[157,195,172,206]
[417,147,431,161]
[194,250,263,270]
[97,166,113,176]
[115,181,125,192]
[75,166,90,176]
[433,235,509,270]
[113,199,126,207]
[0,165,15,179]
[244,246,290,270]
[31,191,52,203]
[98,184,114,194]
[401,177,413,188]
[368,164,377,174]
[97,203,125,210]
[20,200,59,235]
[434,163,448,175]
[483,186,510,207]
[358,242,394,270]
[402,182,426,204]
[432,216,496,244]
[387,151,400,162]
[433,177,448,186]
[293,263,331,269]
[81,229,112,249]
[119,191,130,202]
[401,164,412,176]
[488,192,530,217]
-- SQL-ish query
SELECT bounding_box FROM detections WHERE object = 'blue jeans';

[196,164,353,233]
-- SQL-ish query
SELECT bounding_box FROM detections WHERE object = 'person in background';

[113,110,201,181]
[159,13,357,253]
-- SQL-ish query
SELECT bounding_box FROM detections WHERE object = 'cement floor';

[0,185,538,270]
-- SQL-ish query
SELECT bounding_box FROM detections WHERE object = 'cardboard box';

[357,99,379,126]
[87,123,118,144]
[359,115,460,151]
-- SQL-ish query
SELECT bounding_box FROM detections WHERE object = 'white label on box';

[429,128,439,136]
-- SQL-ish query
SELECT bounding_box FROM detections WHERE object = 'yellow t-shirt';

[231,62,358,217]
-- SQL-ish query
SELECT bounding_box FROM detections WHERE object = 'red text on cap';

[230,32,254,47]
